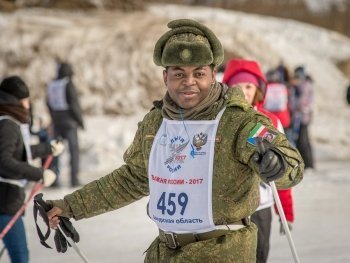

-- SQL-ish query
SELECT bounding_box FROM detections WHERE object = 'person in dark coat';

[47,62,84,187]
[0,76,63,263]
[290,66,314,169]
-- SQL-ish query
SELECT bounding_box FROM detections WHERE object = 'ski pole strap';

[33,193,81,253]
[33,193,53,249]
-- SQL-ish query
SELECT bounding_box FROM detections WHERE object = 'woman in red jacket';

[222,58,294,263]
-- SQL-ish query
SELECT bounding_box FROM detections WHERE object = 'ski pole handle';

[255,137,266,155]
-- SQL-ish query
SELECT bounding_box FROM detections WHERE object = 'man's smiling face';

[163,65,216,110]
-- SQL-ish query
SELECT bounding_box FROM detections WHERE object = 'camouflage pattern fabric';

[62,87,304,262]
[144,224,257,263]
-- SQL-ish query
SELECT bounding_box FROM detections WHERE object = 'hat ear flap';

[154,30,173,66]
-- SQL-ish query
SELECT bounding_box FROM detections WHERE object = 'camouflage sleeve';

[63,118,150,220]
[234,109,304,189]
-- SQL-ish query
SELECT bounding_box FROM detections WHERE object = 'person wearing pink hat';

[223,58,295,263]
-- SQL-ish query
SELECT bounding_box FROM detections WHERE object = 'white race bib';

[47,77,69,111]
[148,109,225,233]
[0,116,30,187]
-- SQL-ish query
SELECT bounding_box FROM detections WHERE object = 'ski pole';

[270,181,300,263]
[0,246,5,258]
[0,155,53,240]
[34,193,90,263]
[255,137,300,263]
[56,224,90,263]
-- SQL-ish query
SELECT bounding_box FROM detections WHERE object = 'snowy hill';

[0,4,349,175]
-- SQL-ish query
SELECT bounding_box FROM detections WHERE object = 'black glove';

[54,216,80,253]
[33,193,80,253]
[54,230,68,253]
[252,137,287,182]
[280,220,293,235]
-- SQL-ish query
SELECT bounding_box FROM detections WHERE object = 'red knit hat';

[227,71,260,87]
[222,58,267,95]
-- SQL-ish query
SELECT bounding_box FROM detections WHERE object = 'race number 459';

[157,192,188,216]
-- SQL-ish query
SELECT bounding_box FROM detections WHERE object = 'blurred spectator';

[264,69,291,129]
[0,76,60,263]
[275,61,290,83]
[290,66,314,169]
[47,62,84,187]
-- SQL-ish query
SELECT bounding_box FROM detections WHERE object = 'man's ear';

[163,69,168,86]
[212,68,217,84]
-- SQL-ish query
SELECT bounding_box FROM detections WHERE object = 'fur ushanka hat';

[153,19,224,67]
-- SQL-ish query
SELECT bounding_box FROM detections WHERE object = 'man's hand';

[47,206,63,230]
[34,195,79,253]
[47,205,80,252]
[50,139,64,156]
[252,137,286,182]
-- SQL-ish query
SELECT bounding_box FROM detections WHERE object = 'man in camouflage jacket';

[47,19,304,263]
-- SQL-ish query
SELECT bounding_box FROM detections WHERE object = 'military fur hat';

[153,19,224,67]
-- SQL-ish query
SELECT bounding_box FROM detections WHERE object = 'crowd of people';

[218,60,316,172]
[0,18,309,263]
[265,63,315,171]
[216,59,315,262]
[220,58,297,263]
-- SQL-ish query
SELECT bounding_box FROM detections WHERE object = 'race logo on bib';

[164,136,189,173]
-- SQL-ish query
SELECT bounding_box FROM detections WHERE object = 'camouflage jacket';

[64,88,303,225]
